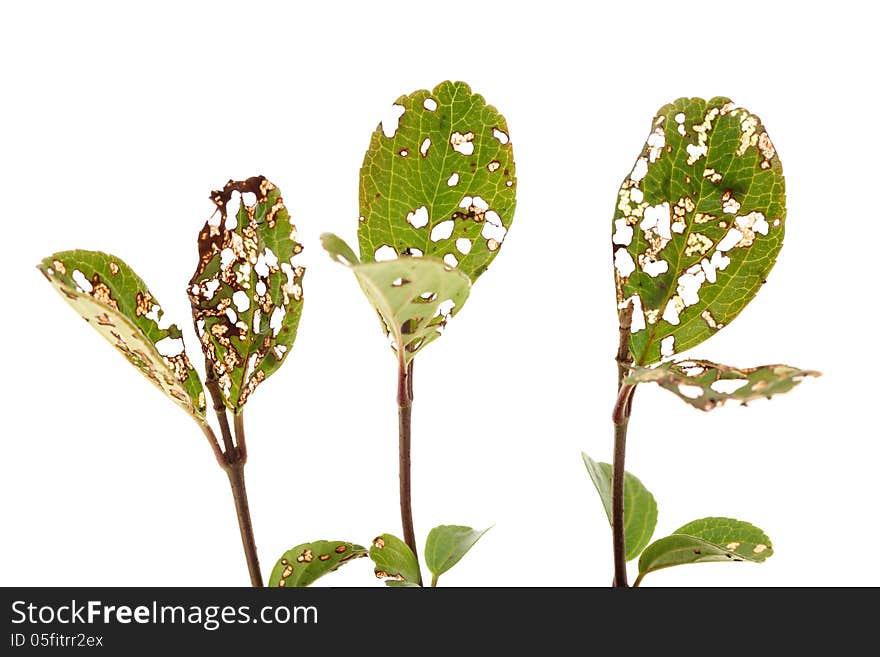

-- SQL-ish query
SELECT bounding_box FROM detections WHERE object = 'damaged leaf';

[425,525,491,586]
[268,540,367,587]
[637,517,773,584]
[38,250,206,424]
[613,97,786,364]
[189,177,304,412]
[369,533,421,587]
[582,453,657,560]
[322,233,470,363]
[359,80,516,282]
[627,359,820,411]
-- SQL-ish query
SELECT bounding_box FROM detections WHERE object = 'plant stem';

[203,373,262,587]
[431,574,438,588]
[632,572,645,588]
[397,356,421,584]
[612,302,635,588]
[225,459,262,587]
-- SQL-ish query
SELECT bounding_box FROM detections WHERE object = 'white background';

[2,1,875,587]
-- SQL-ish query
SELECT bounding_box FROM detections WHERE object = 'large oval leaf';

[189,177,304,412]
[38,250,206,424]
[268,540,367,587]
[359,80,516,283]
[322,233,470,363]
[425,524,491,586]
[369,533,421,587]
[581,453,657,560]
[613,97,785,365]
[627,359,820,411]
[637,517,773,585]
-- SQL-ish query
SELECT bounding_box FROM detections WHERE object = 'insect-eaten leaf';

[627,359,820,411]
[189,177,304,412]
[581,453,657,560]
[268,540,367,587]
[38,250,206,424]
[359,80,516,283]
[613,97,786,365]
[425,525,491,587]
[636,517,773,585]
[322,233,470,363]
[369,533,422,587]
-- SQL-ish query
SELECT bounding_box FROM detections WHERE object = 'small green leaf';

[627,359,820,411]
[359,80,516,283]
[581,453,657,560]
[637,517,773,584]
[268,540,367,587]
[614,97,786,365]
[322,233,471,363]
[425,525,491,586]
[189,176,304,412]
[369,533,421,587]
[38,250,206,424]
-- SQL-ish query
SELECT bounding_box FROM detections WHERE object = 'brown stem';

[200,423,227,469]
[397,356,421,583]
[225,460,262,587]
[612,301,635,588]
[205,375,235,458]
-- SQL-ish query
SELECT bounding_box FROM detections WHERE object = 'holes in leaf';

[374,245,397,262]
[613,218,633,246]
[614,249,636,277]
[660,335,675,357]
[423,98,438,111]
[447,173,460,186]
[155,336,185,358]
[381,104,405,138]
[406,206,429,229]
[420,138,431,157]
[72,270,92,293]
[232,290,250,312]
[455,238,472,255]
[269,306,285,337]
[630,157,648,182]
[430,220,455,242]
[487,160,500,172]
[443,253,458,267]
[391,278,410,287]
[492,127,509,144]
[450,131,475,155]
[716,229,743,252]
[711,379,747,394]
[678,384,703,399]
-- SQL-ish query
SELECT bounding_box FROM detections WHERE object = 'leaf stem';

[612,301,635,588]
[397,356,422,585]
[632,573,645,588]
[203,370,262,586]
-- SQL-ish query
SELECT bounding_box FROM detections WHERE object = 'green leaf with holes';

[268,540,367,587]
[38,250,206,424]
[613,97,786,365]
[189,177,304,412]
[322,233,470,364]
[627,359,820,411]
[581,453,657,560]
[369,533,422,587]
[359,80,516,283]
[425,525,491,586]
[636,517,773,585]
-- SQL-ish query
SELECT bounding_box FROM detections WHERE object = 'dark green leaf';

[268,540,367,587]
[627,359,819,411]
[38,250,206,424]
[359,81,516,283]
[189,177,304,412]
[322,233,470,363]
[613,97,785,365]
[581,453,657,560]
[369,533,421,587]
[637,517,773,584]
[425,525,491,585]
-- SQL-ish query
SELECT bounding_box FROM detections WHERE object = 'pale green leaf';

[189,176,304,412]
[581,453,657,560]
[627,359,820,411]
[359,80,516,283]
[322,233,470,364]
[425,525,491,585]
[637,517,773,584]
[38,250,206,424]
[268,540,367,587]
[614,97,785,365]
[369,533,421,587]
